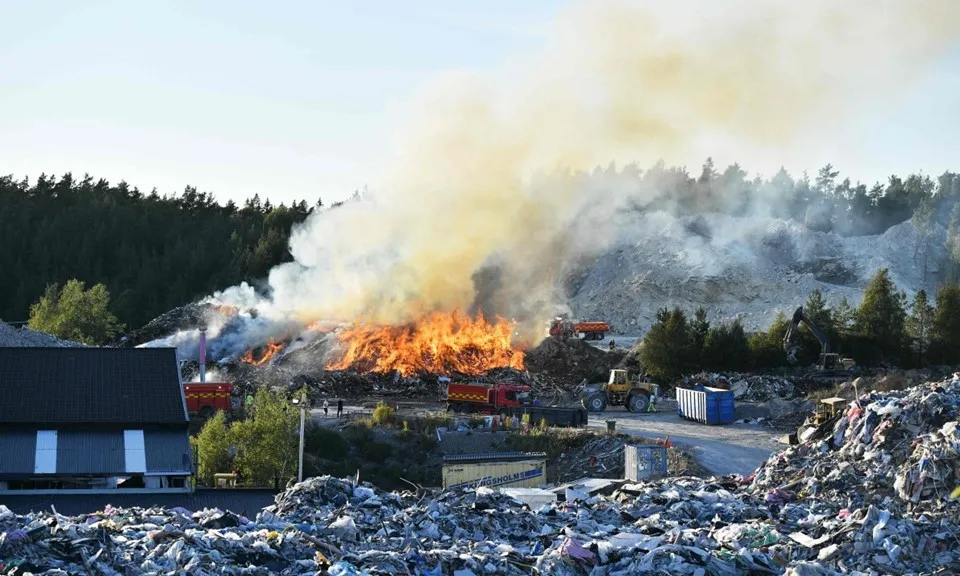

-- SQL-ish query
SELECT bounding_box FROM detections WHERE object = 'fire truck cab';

[184,382,234,419]
[446,382,532,415]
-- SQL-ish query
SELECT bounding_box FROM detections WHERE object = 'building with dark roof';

[0,347,193,493]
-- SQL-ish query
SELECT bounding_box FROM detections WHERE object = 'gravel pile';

[0,321,82,347]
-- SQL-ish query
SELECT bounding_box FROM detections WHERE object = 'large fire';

[327,310,525,376]
[242,339,284,365]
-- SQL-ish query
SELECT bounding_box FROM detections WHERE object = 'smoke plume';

[227,0,960,337]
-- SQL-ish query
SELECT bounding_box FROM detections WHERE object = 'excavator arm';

[783,306,830,365]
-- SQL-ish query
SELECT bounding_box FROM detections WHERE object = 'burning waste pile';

[130,288,618,402]
[2,377,956,575]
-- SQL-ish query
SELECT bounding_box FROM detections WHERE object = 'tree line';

[3,162,960,336]
[640,270,960,381]
[0,172,335,330]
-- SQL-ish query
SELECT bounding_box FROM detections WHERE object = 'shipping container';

[442,452,547,490]
[624,444,669,481]
[675,386,735,425]
[505,406,588,428]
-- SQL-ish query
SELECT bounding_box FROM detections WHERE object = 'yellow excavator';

[580,369,660,413]
[783,306,856,378]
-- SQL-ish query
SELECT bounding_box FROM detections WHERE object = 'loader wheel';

[583,393,607,412]
[627,393,649,414]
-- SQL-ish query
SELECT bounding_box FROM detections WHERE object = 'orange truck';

[549,318,611,341]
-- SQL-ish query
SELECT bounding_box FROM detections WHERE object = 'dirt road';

[588,401,782,477]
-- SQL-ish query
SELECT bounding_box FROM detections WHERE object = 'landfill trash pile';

[749,374,960,574]
[551,434,702,484]
[524,337,624,386]
[0,503,325,575]
[0,320,82,347]
[114,301,215,347]
[2,380,954,574]
[684,372,800,403]
[729,375,798,402]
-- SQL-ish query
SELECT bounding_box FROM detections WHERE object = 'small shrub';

[372,402,395,426]
[420,413,453,433]
[343,422,374,447]
[304,426,350,461]
[418,433,438,451]
[361,441,393,463]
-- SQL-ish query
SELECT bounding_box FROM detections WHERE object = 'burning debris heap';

[134,297,627,402]
[1,377,956,575]
[328,310,525,377]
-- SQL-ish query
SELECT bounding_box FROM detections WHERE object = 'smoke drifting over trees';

[3,0,960,340]
[238,0,960,331]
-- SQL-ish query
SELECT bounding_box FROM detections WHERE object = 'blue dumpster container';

[675,386,735,425]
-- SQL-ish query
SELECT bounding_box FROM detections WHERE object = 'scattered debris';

[1,376,956,574]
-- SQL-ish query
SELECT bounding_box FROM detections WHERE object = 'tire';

[498,408,509,417]
[597,332,605,341]
[199,406,215,420]
[627,393,649,414]
[583,393,607,412]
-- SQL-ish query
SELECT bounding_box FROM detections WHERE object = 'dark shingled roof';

[0,347,187,426]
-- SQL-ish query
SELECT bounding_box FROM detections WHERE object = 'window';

[34,430,57,474]
[124,430,146,473]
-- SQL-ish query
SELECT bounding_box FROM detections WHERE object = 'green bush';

[304,426,350,461]
[342,422,374,447]
[361,441,393,463]
[372,401,395,426]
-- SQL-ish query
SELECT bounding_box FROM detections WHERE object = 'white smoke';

[184,0,960,345]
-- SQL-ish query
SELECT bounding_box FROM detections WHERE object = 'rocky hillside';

[570,213,947,334]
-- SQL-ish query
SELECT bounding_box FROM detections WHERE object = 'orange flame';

[327,310,525,376]
[213,304,239,315]
[242,339,284,365]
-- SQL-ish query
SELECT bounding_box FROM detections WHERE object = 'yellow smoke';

[268,0,960,329]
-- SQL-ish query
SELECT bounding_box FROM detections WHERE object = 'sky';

[1,0,959,206]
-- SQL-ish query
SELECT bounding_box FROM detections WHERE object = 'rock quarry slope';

[570,213,947,334]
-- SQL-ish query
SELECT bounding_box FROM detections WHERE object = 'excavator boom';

[783,306,830,364]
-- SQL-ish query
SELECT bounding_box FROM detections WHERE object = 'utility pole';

[293,392,308,483]
[298,403,305,483]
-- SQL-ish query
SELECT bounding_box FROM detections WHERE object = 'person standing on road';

[323,398,329,418]
[337,398,344,418]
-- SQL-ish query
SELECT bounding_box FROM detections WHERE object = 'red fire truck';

[184,382,234,419]
[184,329,234,419]
[446,382,532,415]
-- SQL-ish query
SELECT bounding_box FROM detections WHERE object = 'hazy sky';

[2,0,958,206]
